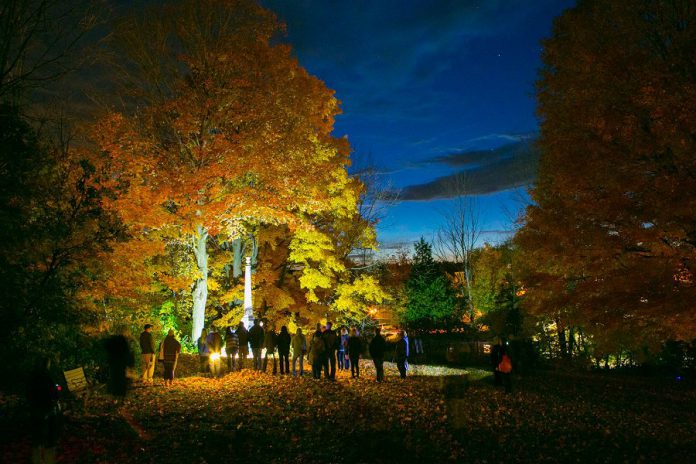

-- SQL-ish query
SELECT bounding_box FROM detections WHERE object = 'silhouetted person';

[395,330,409,379]
[206,328,223,377]
[322,322,339,379]
[277,326,291,375]
[236,322,249,369]
[161,329,181,387]
[309,329,326,379]
[225,327,239,372]
[105,331,134,401]
[263,324,278,374]
[497,344,513,393]
[27,357,61,464]
[248,319,265,371]
[369,328,386,382]
[197,329,210,374]
[348,328,363,379]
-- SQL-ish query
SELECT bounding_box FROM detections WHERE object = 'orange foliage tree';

[517,0,696,351]
[93,0,361,340]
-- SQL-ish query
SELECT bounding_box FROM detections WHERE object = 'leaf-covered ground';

[2,360,695,463]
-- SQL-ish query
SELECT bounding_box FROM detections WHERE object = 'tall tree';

[95,0,359,340]
[434,175,481,323]
[518,0,696,346]
[402,238,456,330]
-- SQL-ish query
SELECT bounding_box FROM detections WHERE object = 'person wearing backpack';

[497,345,513,393]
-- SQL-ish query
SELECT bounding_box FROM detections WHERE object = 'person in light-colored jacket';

[291,328,307,377]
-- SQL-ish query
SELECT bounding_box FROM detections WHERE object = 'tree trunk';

[463,261,475,324]
[556,319,567,359]
[232,237,242,279]
[192,225,209,342]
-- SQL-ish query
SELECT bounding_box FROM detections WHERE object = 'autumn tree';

[517,0,696,351]
[94,0,360,340]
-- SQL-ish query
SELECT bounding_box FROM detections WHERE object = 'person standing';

[197,329,210,374]
[395,330,409,379]
[248,319,265,371]
[322,322,338,379]
[236,321,249,370]
[263,324,278,374]
[224,327,239,372]
[309,329,326,379]
[369,328,386,382]
[497,344,513,394]
[161,329,181,387]
[104,330,134,402]
[28,357,61,464]
[291,327,307,377]
[276,326,291,375]
[347,328,363,379]
[206,327,223,378]
[139,324,156,384]
[338,328,348,371]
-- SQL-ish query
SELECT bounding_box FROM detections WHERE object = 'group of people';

[138,321,413,385]
[196,320,409,382]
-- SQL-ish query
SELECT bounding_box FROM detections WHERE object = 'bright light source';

[210,352,221,361]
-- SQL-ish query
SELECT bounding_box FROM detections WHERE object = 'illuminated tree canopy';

[90,0,376,339]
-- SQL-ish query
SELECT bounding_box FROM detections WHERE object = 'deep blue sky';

[263,0,576,252]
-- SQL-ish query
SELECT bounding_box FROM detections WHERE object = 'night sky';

[263,0,576,252]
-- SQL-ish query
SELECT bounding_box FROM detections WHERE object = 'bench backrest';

[64,367,88,393]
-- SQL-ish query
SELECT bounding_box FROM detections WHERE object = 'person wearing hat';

[139,323,156,384]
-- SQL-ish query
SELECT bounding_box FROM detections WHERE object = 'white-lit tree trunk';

[191,225,208,342]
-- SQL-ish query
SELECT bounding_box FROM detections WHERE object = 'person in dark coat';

[105,331,134,400]
[348,328,363,379]
[322,322,339,379]
[27,357,61,464]
[395,330,409,379]
[225,327,239,372]
[161,329,182,387]
[236,322,249,370]
[139,324,156,384]
[276,326,292,375]
[197,329,210,374]
[369,327,387,382]
[206,328,223,377]
[263,324,278,374]
[248,319,265,371]
[309,329,326,379]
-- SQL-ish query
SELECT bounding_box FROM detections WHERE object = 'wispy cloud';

[400,141,539,199]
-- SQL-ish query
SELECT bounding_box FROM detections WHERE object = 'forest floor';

[1,359,695,463]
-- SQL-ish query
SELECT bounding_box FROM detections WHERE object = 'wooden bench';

[63,367,93,409]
